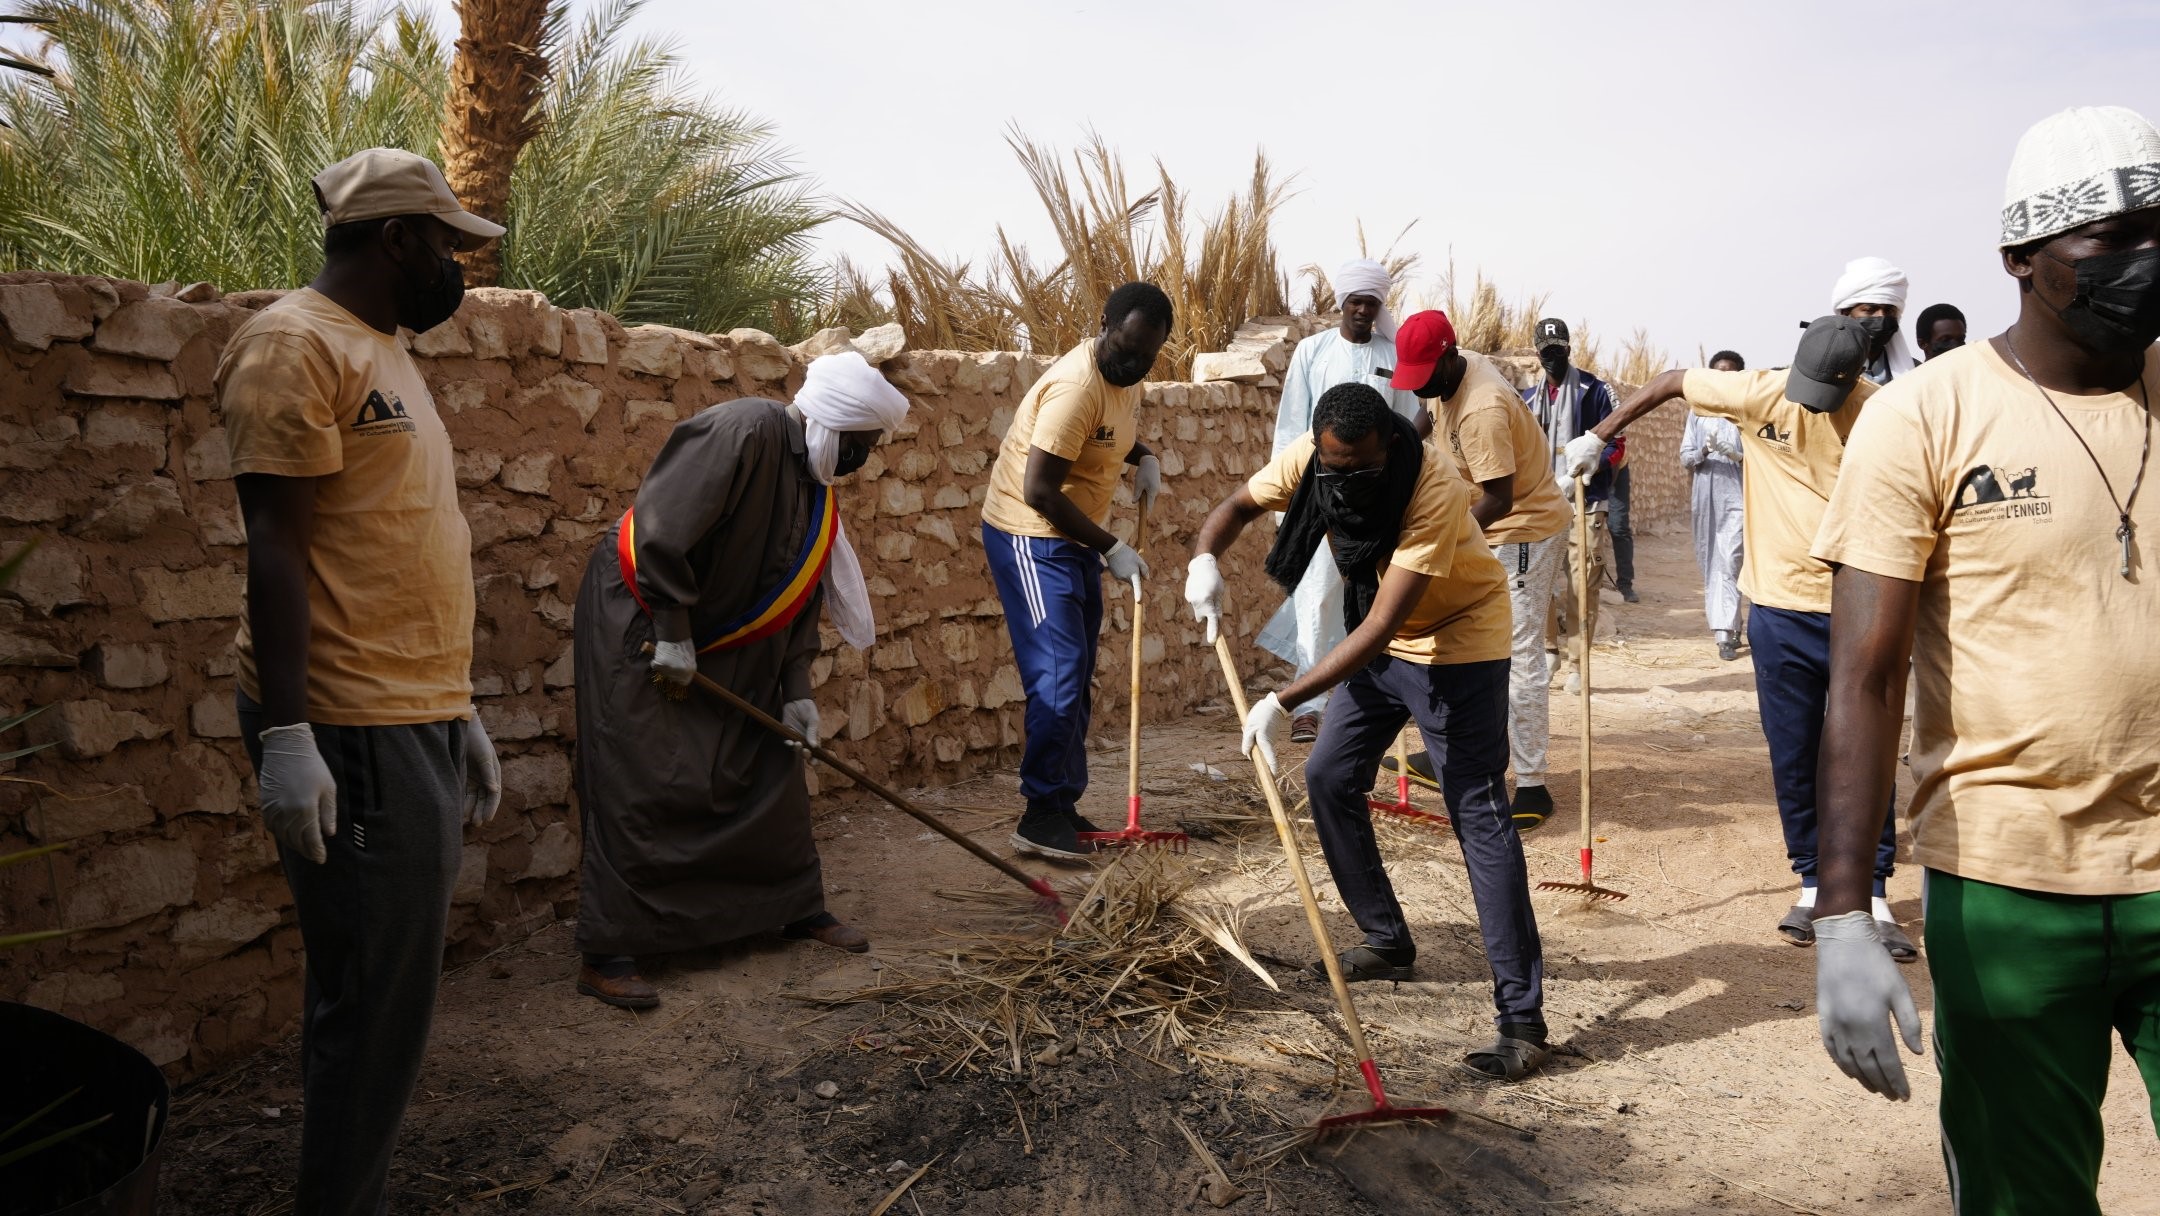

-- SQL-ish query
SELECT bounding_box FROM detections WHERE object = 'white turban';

[1829,256,1917,379]
[1334,258,1396,338]
[2000,106,2160,247]
[791,352,912,651]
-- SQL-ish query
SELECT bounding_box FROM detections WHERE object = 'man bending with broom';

[571,352,909,1009]
[1185,382,1551,1080]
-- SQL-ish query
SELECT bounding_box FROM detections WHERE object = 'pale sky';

[430,0,2157,368]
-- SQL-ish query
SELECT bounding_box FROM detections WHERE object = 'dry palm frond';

[1609,326,1671,387]
[836,130,1290,377]
[805,851,1256,1066]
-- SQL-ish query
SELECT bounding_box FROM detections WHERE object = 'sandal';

[1777,904,1815,947]
[1464,1030,1550,1081]
[1379,751,1442,792]
[1306,945,1414,983]
[1877,918,1920,964]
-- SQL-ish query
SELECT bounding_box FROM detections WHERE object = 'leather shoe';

[577,964,659,1010]
[783,912,871,954]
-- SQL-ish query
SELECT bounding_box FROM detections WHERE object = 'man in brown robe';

[573,352,910,1008]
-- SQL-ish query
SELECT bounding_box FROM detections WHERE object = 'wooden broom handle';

[1212,635,1377,1067]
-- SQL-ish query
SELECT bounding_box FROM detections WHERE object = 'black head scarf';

[1263,408,1425,632]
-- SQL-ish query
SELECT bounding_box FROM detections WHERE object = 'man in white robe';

[1682,352,1747,660]
[1259,258,1428,741]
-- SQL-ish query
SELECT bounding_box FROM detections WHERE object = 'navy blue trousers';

[1748,605,1897,893]
[1305,655,1544,1025]
[982,523,1104,817]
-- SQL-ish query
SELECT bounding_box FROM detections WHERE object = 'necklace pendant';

[2121,518,2135,580]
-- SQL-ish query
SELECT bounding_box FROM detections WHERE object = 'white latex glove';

[462,708,502,827]
[1714,439,1744,463]
[1814,910,1923,1100]
[1134,454,1164,514]
[650,638,697,689]
[256,722,337,865]
[1241,692,1288,776]
[781,698,821,751]
[1184,553,1225,644]
[1104,540,1150,583]
[1561,432,1606,479]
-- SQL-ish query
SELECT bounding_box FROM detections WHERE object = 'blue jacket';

[1521,371,1623,502]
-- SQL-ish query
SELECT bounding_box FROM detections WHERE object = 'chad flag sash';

[616,486,838,652]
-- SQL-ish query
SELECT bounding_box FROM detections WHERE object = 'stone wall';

[0,274,1689,1081]
[0,273,1294,1079]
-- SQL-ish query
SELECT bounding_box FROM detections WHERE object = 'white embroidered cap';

[2000,106,2160,247]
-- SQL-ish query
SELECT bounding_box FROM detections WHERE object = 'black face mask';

[1315,466,1388,523]
[1854,314,1897,345]
[395,248,465,334]
[834,437,873,478]
[1539,349,1571,381]
[1099,349,1151,387]
[2046,246,2160,354]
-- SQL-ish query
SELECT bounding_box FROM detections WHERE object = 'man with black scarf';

[1184,384,1551,1081]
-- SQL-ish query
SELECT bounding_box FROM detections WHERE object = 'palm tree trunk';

[438,0,550,286]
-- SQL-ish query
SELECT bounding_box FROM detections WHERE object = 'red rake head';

[1076,828,1190,854]
[1534,879,1629,902]
[1313,1102,1455,1135]
[1313,1061,1451,1136]
[1027,877,1071,925]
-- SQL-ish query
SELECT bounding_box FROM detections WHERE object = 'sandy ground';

[157,531,2160,1214]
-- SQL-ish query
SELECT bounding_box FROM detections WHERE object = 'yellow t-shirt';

[1247,435,1510,665]
[1683,367,1879,613]
[1813,341,2160,897]
[218,289,475,726]
[982,342,1141,538]
[1435,354,1570,545]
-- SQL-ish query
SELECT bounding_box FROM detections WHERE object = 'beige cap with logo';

[312,148,507,240]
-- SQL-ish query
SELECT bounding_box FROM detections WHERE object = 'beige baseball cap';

[311,148,507,240]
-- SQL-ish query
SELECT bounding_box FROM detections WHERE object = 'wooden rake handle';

[1574,476,1594,857]
[1211,635,1379,1071]
[1128,501,1148,810]
[648,646,1053,901]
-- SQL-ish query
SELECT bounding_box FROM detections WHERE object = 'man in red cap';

[1387,310,1574,831]
[1184,382,1550,1080]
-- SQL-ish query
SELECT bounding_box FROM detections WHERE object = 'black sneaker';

[1511,783,1554,830]
[1717,640,1740,662]
[1063,808,1105,836]
[1619,586,1639,604]
[1011,806,1090,863]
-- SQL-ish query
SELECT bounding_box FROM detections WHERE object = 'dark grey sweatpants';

[1302,656,1545,1026]
[239,693,465,1216]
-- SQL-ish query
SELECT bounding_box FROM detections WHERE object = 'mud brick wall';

[0,273,1291,1080]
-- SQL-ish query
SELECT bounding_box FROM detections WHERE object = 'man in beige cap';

[1812,105,2160,1214]
[219,147,507,1215]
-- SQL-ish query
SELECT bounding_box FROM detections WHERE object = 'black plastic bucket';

[0,1000,169,1215]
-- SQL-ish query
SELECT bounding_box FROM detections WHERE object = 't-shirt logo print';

[353,389,417,436]
[1088,424,1118,446]
[1954,464,2051,521]
[1755,421,1792,447]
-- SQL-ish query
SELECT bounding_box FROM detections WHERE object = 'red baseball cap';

[1389,310,1458,390]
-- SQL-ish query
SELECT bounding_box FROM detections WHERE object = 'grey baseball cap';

[1534,317,1570,351]
[1784,315,1870,412]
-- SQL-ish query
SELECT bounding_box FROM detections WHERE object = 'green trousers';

[1926,869,2160,1215]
